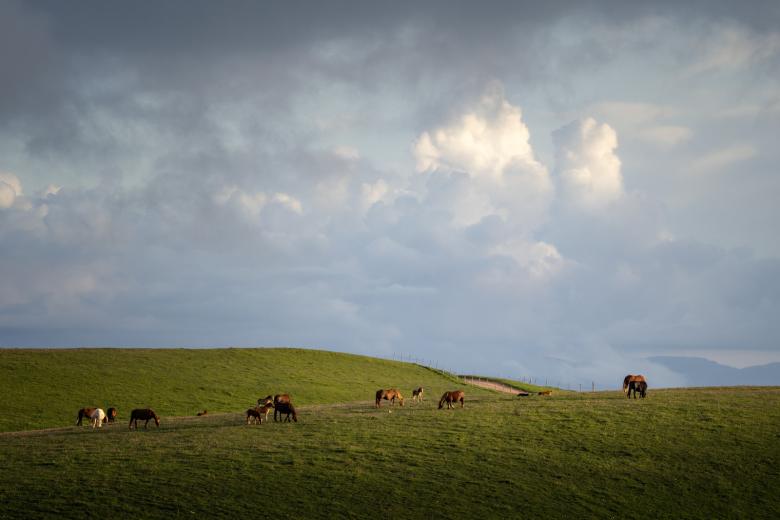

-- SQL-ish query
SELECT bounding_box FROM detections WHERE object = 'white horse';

[90,408,106,428]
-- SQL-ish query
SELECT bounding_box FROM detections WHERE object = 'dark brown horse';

[106,407,117,423]
[412,387,424,402]
[274,402,298,422]
[628,380,648,399]
[274,394,291,422]
[196,410,208,416]
[76,407,98,426]
[438,390,465,409]
[129,408,160,429]
[375,389,404,408]
[623,375,647,396]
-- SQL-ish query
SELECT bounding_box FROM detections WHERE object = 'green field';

[1,348,779,518]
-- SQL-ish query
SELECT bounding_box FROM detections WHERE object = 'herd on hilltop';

[74,374,648,430]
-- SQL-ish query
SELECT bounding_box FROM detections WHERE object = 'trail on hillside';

[462,378,519,394]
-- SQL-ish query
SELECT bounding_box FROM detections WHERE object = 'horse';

[77,407,98,426]
[197,410,208,416]
[375,389,404,408]
[275,402,298,423]
[623,375,647,396]
[628,380,648,399]
[90,408,106,429]
[274,394,291,422]
[257,395,274,407]
[246,403,274,424]
[129,408,160,429]
[438,390,465,409]
[106,407,117,423]
[412,387,424,402]
[538,390,553,396]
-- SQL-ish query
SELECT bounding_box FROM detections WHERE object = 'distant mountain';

[648,356,780,387]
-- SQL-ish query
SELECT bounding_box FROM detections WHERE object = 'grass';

[1,349,779,518]
[0,348,487,432]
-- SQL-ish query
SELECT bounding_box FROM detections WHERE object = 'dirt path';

[462,377,520,394]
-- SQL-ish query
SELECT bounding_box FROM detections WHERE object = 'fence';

[386,351,614,391]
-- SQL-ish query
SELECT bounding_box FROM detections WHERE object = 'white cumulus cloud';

[553,118,623,211]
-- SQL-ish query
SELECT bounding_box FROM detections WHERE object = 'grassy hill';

[1,349,779,518]
[0,348,488,432]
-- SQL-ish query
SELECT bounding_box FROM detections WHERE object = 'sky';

[1,1,779,387]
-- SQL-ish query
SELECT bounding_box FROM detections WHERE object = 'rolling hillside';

[0,348,491,432]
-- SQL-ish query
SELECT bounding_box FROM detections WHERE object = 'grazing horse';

[375,389,404,408]
[246,404,274,424]
[197,410,208,416]
[623,375,647,396]
[538,390,553,396]
[90,408,106,428]
[129,408,160,430]
[274,394,291,422]
[412,387,424,402]
[438,390,465,409]
[106,407,117,423]
[77,407,98,426]
[275,402,298,423]
[628,380,648,399]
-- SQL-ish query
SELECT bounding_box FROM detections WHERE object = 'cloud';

[414,84,547,181]
[1,3,779,387]
[553,118,623,211]
[0,172,22,209]
[690,144,757,174]
[636,125,693,147]
[413,85,553,228]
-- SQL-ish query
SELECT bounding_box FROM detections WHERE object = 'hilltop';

[0,347,491,432]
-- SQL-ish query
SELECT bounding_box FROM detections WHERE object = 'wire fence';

[385,351,616,392]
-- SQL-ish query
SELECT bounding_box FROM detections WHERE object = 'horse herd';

[374,387,466,409]
[76,407,159,429]
[74,376,647,430]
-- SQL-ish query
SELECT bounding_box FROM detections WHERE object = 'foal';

[246,403,274,424]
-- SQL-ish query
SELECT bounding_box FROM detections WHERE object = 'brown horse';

[274,394,291,422]
[106,407,117,423]
[412,387,424,402]
[438,390,465,409]
[77,407,98,426]
[246,403,274,424]
[623,375,647,396]
[275,402,298,422]
[129,408,160,429]
[375,389,404,408]
[538,390,553,396]
[197,410,208,416]
[628,380,648,399]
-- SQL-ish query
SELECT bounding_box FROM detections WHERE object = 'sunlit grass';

[1,349,778,518]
